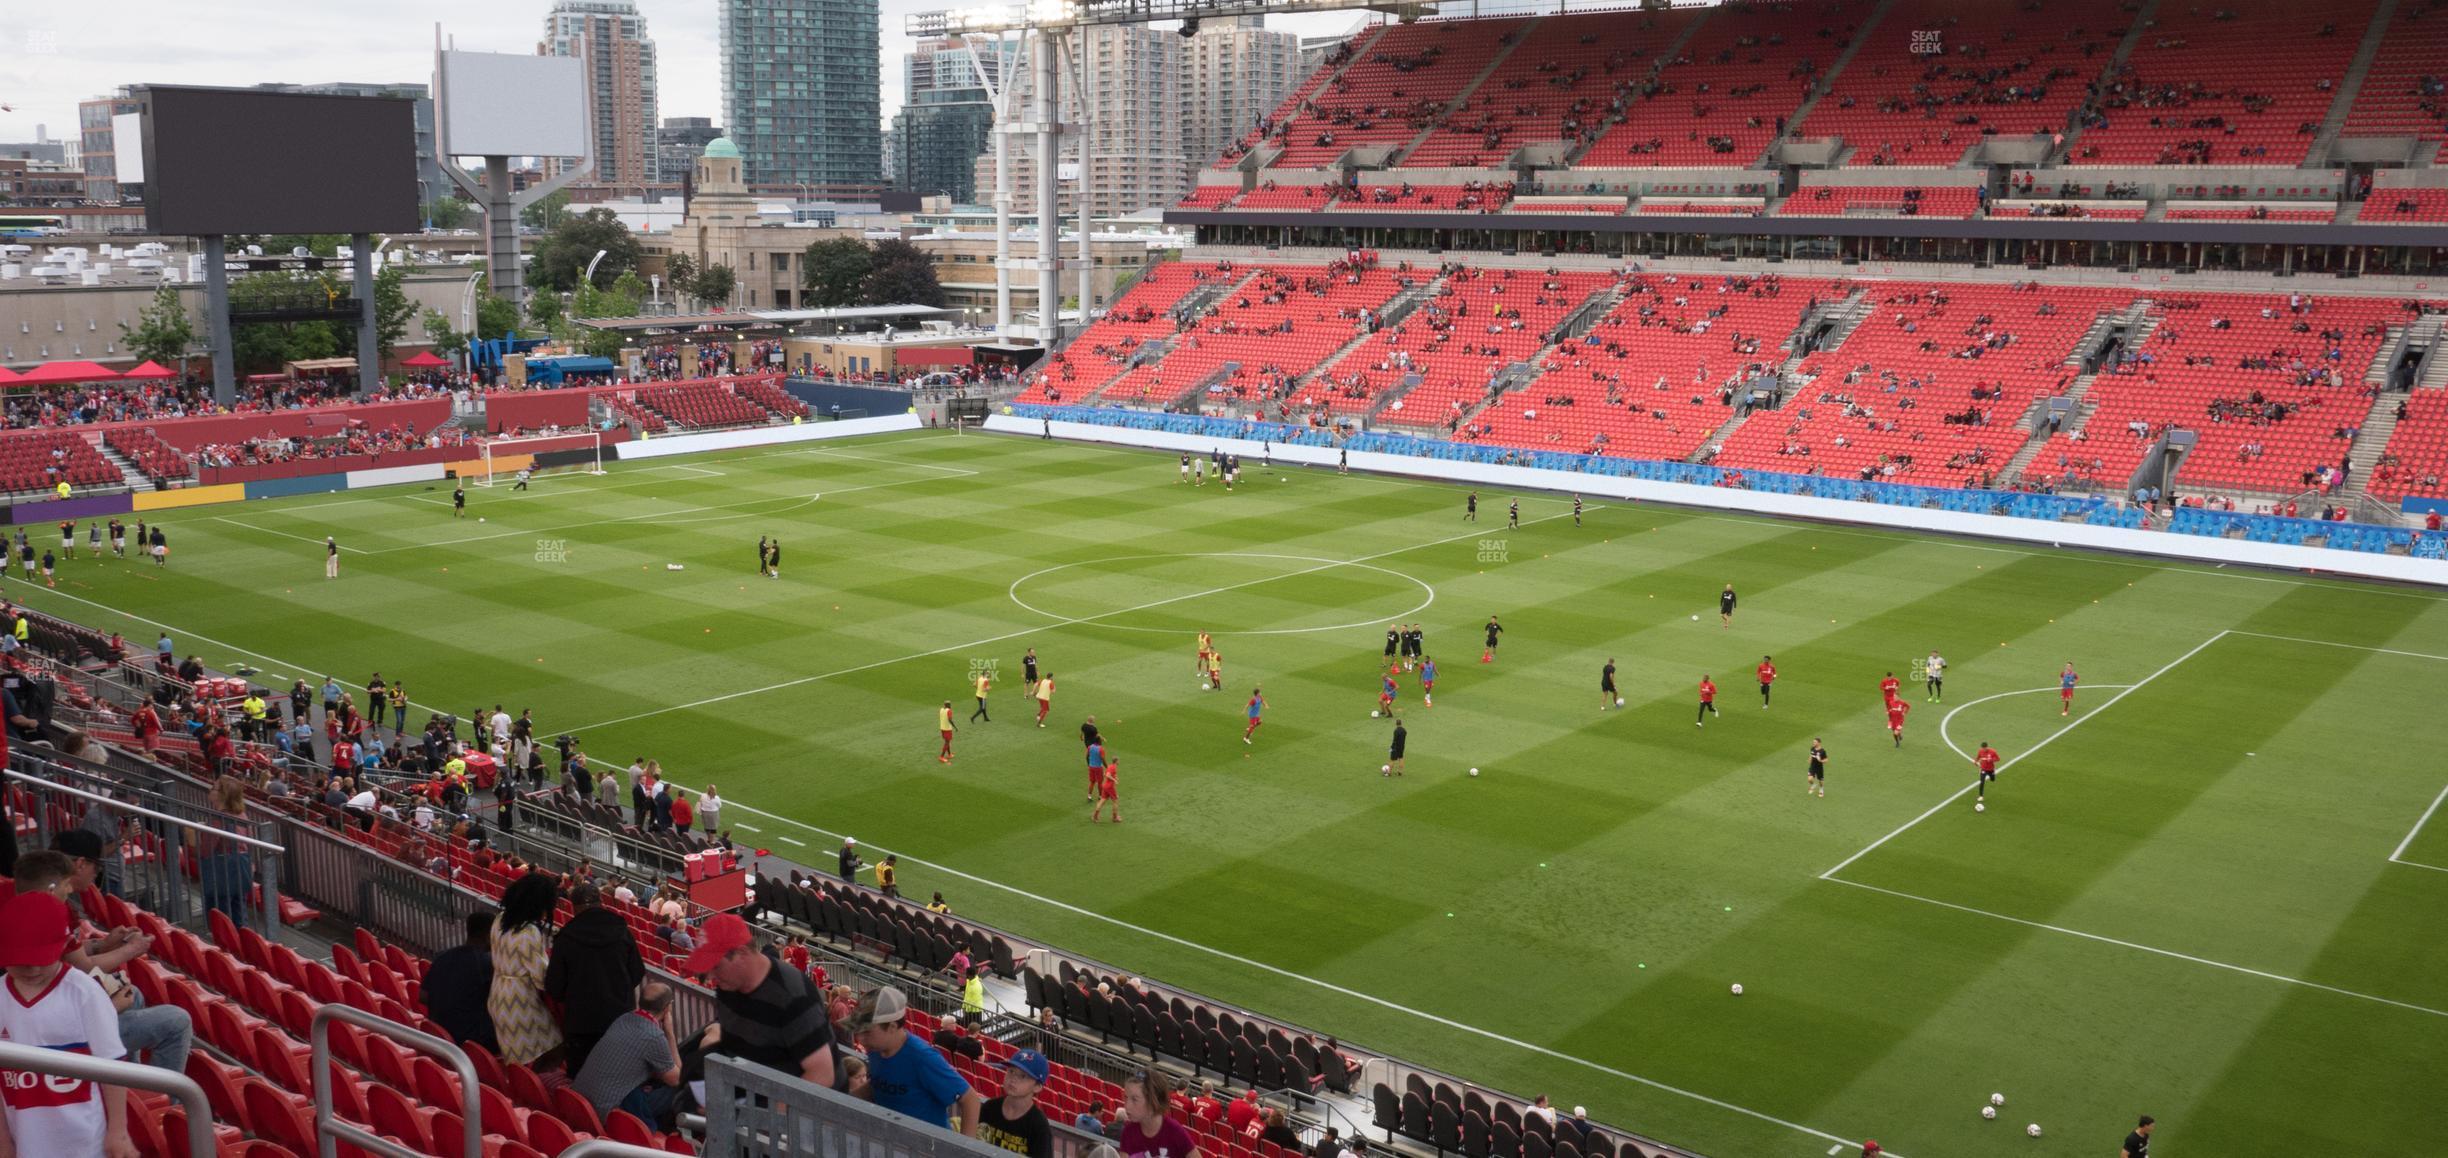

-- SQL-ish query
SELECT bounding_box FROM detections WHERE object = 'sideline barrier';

[345,462,451,489]
[615,411,922,459]
[132,482,245,511]
[987,413,2448,587]
[7,492,136,524]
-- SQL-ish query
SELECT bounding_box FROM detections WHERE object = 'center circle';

[1008,552,1436,636]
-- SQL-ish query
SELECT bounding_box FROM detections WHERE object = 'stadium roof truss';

[910,0,1443,36]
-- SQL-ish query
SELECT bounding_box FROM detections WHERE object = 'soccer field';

[25,430,2448,1156]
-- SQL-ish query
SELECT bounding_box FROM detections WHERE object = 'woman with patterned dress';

[488,873,563,1066]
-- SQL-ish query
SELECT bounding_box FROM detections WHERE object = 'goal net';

[474,431,605,487]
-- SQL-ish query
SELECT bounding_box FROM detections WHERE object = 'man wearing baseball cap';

[850,986,980,1137]
[975,1048,1053,1158]
[686,913,837,1091]
[0,890,135,1158]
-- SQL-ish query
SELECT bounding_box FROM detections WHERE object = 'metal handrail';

[1,765,281,851]
[311,1004,482,1158]
[0,1038,213,1158]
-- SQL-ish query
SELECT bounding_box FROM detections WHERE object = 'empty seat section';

[2358,188,2448,223]
[1016,264,1241,405]
[1717,283,2126,485]
[1582,0,1879,167]
[1401,9,1697,167]
[1801,0,2131,166]
[1263,19,1533,168]
[2368,390,2448,503]
[1296,270,1617,425]
[2337,0,2448,145]
[2067,0,2378,165]
[1778,184,1981,217]
[1096,262,1404,414]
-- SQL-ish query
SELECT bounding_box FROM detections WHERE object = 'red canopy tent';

[11,361,122,386]
[0,367,19,384]
[119,360,177,380]
[399,350,451,368]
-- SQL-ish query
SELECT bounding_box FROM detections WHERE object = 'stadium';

[0,3,2444,1158]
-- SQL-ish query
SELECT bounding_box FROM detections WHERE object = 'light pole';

[582,248,609,287]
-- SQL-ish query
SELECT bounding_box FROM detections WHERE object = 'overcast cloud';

[0,0,1362,146]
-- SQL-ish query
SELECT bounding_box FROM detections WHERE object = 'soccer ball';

[2026,1124,2042,1138]
[1468,768,1479,777]
[1371,710,1381,717]
[1729,983,1743,996]
[478,517,486,523]
[1991,1094,2006,1107]
[1975,802,1986,813]
[1690,614,1699,621]
[1981,1107,1997,1121]
[1381,764,1390,773]
[1616,697,1625,707]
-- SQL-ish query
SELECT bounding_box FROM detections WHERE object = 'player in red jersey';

[1377,671,1397,716]
[1886,697,1911,748]
[1419,656,1436,706]
[1696,676,1718,727]
[1879,671,1901,704]
[1243,686,1265,744]
[1034,673,1055,727]
[937,701,956,763]
[1973,741,2001,805]
[2059,662,2079,717]
[1091,759,1121,823]
[1756,655,1777,709]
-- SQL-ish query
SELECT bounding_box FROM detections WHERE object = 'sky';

[0,0,1368,145]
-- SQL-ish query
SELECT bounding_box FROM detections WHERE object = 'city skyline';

[0,0,1364,151]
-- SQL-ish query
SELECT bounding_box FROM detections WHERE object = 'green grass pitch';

[23,430,2448,1156]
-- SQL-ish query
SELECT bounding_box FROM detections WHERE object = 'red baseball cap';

[0,892,73,967]
[681,913,754,976]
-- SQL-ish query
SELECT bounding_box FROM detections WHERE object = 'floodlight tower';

[433,26,596,312]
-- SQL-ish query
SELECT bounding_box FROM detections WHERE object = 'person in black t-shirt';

[1719,583,1737,627]
[1384,627,1399,661]
[690,914,839,1089]
[976,1049,1054,1158]
[2121,1116,2154,1158]
[1599,659,1617,710]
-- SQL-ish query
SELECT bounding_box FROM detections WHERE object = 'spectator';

[423,910,500,1053]
[488,873,564,1067]
[1225,1089,1260,1133]
[1074,1100,1110,1138]
[962,964,987,1018]
[1189,1083,1223,1124]
[15,848,190,1078]
[975,1049,1055,1158]
[1119,1070,1199,1158]
[1312,1126,1347,1158]
[670,789,694,835]
[850,986,980,1134]
[573,981,683,1130]
[698,784,722,833]
[1259,1109,1300,1150]
[0,890,138,1158]
[688,913,839,1089]
[547,881,646,1077]
[838,837,862,883]
[1528,1095,1557,1126]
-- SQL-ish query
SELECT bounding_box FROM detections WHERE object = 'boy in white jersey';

[1923,650,1946,703]
[0,890,134,1158]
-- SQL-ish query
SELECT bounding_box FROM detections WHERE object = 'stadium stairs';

[1761,0,1898,167]
[1688,291,1869,463]
[2051,0,2165,165]
[88,432,150,490]
[2304,0,2402,168]
[2004,301,2162,491]
[1384,21,1534,167]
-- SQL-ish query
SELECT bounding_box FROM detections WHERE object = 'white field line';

[1934,684,2138,764]
[2390,783,2448,872]
[209,517,374,555]
[1819,629,2231,881]
[1821,876,2448,1019]
[560,507,1594,734]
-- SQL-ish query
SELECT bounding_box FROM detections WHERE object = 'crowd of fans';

[196,423,472,470]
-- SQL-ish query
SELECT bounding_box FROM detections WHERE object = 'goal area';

[473,431,606,487]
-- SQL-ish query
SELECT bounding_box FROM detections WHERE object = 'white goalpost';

[474,431,606,487]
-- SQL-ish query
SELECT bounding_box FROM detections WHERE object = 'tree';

[529,207,642,294]
[474,292,522,341]
[423,198,472,230]
[859,238,946,308]
[520,189,572,232]
[664,253,699,304]
[563,271,647,359]
[528,291,565,331]
[692,262,737,310]
[251,234,346,258]
[226,271,345,374]
[800,237,873,308]
[373,265,417,365]
[119,284,196,369]
[421,308,466,359]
